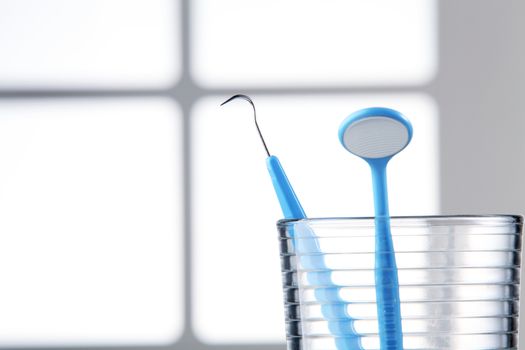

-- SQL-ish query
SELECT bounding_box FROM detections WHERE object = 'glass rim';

[277,214,523,228]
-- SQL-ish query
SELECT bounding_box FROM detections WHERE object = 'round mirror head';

[338,107,413,160]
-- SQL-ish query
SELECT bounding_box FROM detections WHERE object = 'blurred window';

[0,0,437,348]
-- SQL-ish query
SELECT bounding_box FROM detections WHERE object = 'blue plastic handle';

[266,155,362,350]
[338,107,411,350]
[266,156,306,220]
[369,158,403,350]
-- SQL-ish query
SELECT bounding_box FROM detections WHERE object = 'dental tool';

[221,95,362,349]
[339,107,413,350]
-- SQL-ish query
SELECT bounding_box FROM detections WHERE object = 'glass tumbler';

[278,215,522,350]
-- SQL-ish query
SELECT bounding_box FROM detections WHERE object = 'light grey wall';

[436,0,525,347]
[437,0,525,216]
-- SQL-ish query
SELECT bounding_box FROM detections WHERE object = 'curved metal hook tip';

[220,94,271,157]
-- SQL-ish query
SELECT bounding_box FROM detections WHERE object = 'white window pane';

[0,98,183,346]
[192,94,438,343]
[192,0,437,88]
[0,0,179,88]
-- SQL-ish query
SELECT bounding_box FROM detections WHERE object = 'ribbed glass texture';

[278,216,522,350]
